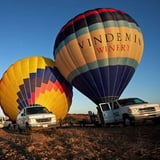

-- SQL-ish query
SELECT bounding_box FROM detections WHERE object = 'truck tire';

[16,124,22,132]
[123,116,134,126]
[25,123,31,134]
[6,124,11,129]
[25,123,31,130]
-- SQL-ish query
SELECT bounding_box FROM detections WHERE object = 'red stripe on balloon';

[46,81,53,91]
[28,92,35,105]
[28,98,32,105]
[55,81,63,93]
[35,87,41,98]
[52,81,58,91]
[60,8,126,33]
[41,83,48,93]
[29,81,66,103]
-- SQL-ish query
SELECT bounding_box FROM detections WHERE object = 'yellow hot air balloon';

[54,8,144,104]
[0,56,73,121]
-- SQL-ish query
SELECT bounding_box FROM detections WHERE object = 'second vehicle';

[16,105,57,130]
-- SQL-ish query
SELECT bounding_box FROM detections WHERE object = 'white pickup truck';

[96,97,160,126]
[16,105,56,130]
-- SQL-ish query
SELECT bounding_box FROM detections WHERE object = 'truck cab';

[97,101,123,125]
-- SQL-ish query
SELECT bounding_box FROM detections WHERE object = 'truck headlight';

[128,108,132,113]
[156,105,160,111]
[28,118,36,123]
[129,108,138,114]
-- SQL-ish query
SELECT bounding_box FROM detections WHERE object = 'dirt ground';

[0,119,160,160]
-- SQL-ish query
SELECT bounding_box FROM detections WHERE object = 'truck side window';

[113,102,119,109]
[101,104,110,111]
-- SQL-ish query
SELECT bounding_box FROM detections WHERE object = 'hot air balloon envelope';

[0,56,73,121]
[54,8,144,104]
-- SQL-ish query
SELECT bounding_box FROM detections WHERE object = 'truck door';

[111,101,123,122]
[18,110,26,129]
[99,103,115,124]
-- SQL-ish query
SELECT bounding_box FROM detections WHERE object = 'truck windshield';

[26,107,49,115]
[118,98,147,106]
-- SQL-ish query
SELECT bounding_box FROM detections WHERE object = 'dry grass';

[0,114,160,160]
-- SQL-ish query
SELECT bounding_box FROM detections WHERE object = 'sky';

[0,0,160,116]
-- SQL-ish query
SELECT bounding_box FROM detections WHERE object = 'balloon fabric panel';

[72,66,135,104]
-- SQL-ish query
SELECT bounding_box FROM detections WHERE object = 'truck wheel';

[123,117,134,126]
[25,123,31,134]
[16,125,22,132]
[6,124,11,129]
